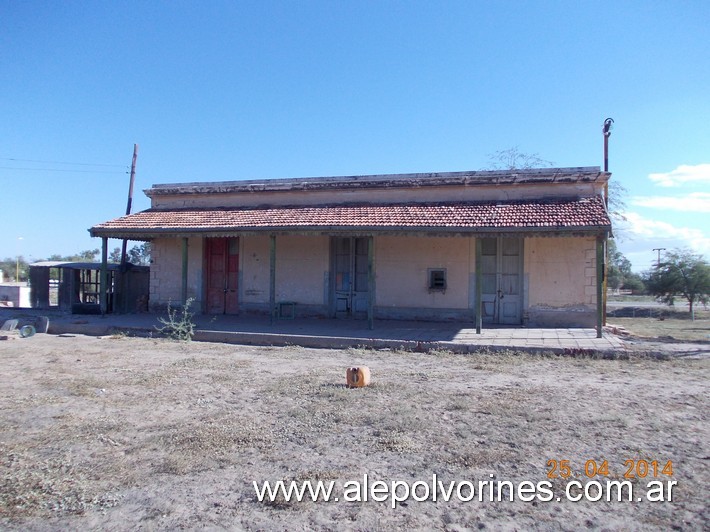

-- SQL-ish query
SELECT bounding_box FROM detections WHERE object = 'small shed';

[0,282,31,308]
[29,261,149,314]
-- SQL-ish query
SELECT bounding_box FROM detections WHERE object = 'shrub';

[155,298,196,341]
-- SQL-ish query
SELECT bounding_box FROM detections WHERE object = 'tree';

[107,244,151,265]
[606,239,645,293]
[607,181,628,227]
[486,146,628,233]
[486,147,554,170]
[46,249,101,263]
[128,242,151,266]
[109,244,150,265]
[76,249,100,262]
[607,239,632,291]
[645,249,710,320]
[0,256,29,282]
[622,273,646,294]
[109,247,122,263]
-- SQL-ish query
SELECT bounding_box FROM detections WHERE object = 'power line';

[0,157,128,168]
[0,166,128,174]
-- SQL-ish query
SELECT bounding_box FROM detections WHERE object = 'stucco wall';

[240,235,329,313]
[151,182,604,209]
[147,234,600,327]
[524,236,597,327]
[274,235,329,305]
[375,235,472,319]
[149,237,203,309]
[240,235,270,306]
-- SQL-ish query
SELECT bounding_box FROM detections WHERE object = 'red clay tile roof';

[90,197,611,237]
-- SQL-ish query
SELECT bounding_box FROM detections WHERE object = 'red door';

[205,238,239,314]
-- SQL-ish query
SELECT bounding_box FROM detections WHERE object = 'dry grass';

[609,307,710,342]
[0,335,707,530]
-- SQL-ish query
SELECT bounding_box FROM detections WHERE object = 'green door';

[333,237,370,318]
[480,238,523,324]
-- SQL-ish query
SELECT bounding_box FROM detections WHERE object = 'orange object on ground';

[346,366,371,388]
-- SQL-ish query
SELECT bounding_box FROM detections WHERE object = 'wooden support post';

[603,239,608,326]
[269,234,276,325]
[596,235,605,338]
[475,238,482,334]
[181,237,188,305]
[100,237,108,315]
[367,235,375,330]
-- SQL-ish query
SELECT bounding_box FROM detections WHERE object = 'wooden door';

[480,237,522,324]
[205,237,239,314]
[333,237,369,318]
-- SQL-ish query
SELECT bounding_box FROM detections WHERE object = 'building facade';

[90,167,612,329]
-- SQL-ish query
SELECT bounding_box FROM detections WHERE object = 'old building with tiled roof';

[90,167,612,329]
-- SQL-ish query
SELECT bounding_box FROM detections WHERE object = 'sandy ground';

[0,333,708,531]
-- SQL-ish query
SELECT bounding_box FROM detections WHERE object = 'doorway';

[205,237,239,314]
[332,237,370,318]
[480,237,523,324]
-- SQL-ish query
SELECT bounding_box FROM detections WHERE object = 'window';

[428,268,447,291]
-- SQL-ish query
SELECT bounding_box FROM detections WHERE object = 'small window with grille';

[428,268,447,291]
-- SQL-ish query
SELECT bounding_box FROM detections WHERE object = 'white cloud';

[648,163,710,187]
[631,192,710,212]
[623,211,710,258]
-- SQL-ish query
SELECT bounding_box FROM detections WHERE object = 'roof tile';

[91,197,611,235]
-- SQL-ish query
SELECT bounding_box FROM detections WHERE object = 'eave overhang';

[90,197,612,240]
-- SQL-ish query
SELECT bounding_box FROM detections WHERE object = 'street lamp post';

[16,237,24,282]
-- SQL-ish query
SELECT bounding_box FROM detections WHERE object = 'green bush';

[155,298,196,341]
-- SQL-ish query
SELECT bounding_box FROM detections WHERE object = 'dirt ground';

[1,334,708,531]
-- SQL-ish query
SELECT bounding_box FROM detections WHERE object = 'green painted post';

[596,236,605,338]
[181,237,188,305]
[100,237,108,315]
[367,235,375,330]
[475,238,482,334]
[270,235,276,325]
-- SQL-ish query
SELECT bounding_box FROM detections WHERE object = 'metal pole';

[269,235,276,325]
[100,237,108,315]
[596,236,605,338]
[602,119,613,326]
[475,238,482,334]
[603,118,613,173]
[181,237,188,305]
[367,235,375,330]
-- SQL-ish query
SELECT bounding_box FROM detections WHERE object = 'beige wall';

[240,235,328,306]
[525,236,597,308]
[240,235,270,304]
[375,235,472,310]
[274,235,329,304]
[149,237,203,308]
[147,233,600,326]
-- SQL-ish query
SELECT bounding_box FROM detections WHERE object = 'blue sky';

[1,0,708,272]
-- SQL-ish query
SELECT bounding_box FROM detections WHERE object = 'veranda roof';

[90,196,611,239]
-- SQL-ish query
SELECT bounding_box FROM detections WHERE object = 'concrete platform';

[1,309,627,355]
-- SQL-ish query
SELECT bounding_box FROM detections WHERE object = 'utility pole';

[121,144,139,267]
[116,144,139,314]
[16,237,23,282]
[652,248,666,268]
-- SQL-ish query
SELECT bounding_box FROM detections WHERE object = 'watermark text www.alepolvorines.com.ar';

[254,473,677,509]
